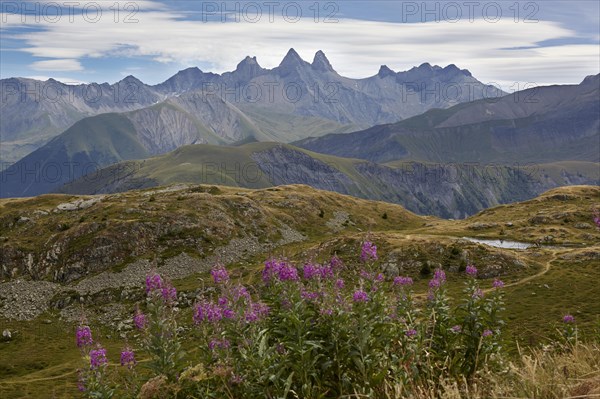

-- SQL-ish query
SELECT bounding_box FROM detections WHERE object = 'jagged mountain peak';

[581,73,600,86]
[240,55,258,64]
[378,65,396,78]
[120,74,142,82]
[311,50,335,73]
[235,55,263,72]
[279,48,306,67]
[177,66,202,74]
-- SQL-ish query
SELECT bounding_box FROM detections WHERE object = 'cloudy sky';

[1,0,599,88]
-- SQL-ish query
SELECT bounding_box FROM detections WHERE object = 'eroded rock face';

[0,185,320,284]
[0,220,306,320]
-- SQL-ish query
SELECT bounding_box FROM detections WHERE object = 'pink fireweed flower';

[451,325,462,333]
[89,346,108,369]
[393,276,414,286]
[302,263,332,280]
[301,290,321,301]
[330,255,344,270]
[320,265,334,279]
[244,301,270,323]
[360,241,378,262]
[428,268,447,291]
[482,329,493,337]
[211,265,229,284]
[465,265,478,277]
[222,308,235,319]
[335,278,345,290]
[353,290,369,302]
[360,270,371,279]
[492,279,505,289]
[278,264,299,281]
[563,314,575,323]
[193,302,223,324]
[263,259,299,282]
[472,289,484,299]
[262,259,279,283]
[160,285,177,303]
[145,273,163,294]
[232,285,250,301]
[120,347,136,369]
[428,279,442,289]
[217,297,228,307]
[133,310,146,330]
[433,269,446,283]
[76,325,93,348]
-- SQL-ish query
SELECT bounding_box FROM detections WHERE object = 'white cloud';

[1,7,599,86]
[25,75,89,84]
[30,58,83,71]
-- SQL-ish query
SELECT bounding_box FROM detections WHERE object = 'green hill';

[59,142,599,218]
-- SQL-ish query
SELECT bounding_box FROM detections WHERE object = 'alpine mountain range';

[1,49,598,218]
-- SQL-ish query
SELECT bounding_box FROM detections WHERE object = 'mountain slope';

[58,142,599,218]
[0,76,165,164]
[296,74,600,164]
[0,114,151,198]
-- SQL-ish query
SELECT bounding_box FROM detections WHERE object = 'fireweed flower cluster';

[394,276,414,286]
[433,269,447,283]
[89,347,107,371]
[81,243,513,397]
[563,314,575,323]
[329,255,344,270]
[195,266,270,328]
[211,265,230,284]
[145,272,178,306]
[145,273,163,293]
[133,308,147,330]
[360,240,378,262]
[194,301,224,324]
[465,264,478,277]
[428,269,447,290]
[161,284,177,303]
[138,272,185,382]
[76,325,93,348]
[244,301,270,322]
[120,347,136,369]
[75,325,116,396]
[302,262,334,280]
[353,290,369,303]
[262,258,299,283]
[492,279,505,289]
